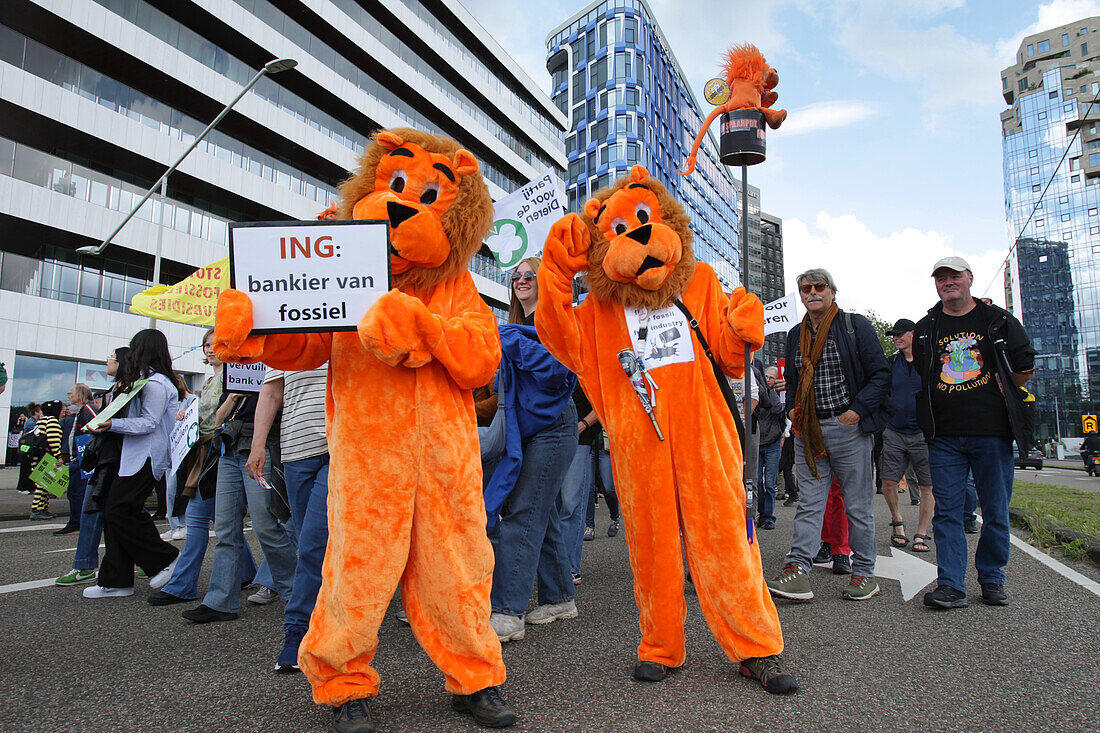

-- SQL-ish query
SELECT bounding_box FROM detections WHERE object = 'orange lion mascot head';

[582,165,696,310]
[339,127,493,290]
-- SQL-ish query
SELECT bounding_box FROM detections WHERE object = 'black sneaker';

[276,625,306,673]
[148,590,190,606]
[739,654,799,694]
[980,583,1009,606]
[53,525,80,535]
[632,660,673,682]
[333,698,375,733]
[782,494,798,506]
[831,554,852,575]
[812,542,832,564]
[451,686,516,728]
[964,517,979,534]
[181,604,238,623]
[923,584,968,609]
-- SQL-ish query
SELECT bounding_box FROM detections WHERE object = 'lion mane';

[722,43,775,94]
[583,172,697,311]
[337,127,493,291]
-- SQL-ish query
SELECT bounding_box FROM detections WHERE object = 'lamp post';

[77,57,298,327]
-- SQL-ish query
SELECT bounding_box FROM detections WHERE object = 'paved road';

[1014,464,1100,492]
[0,489,1097,733]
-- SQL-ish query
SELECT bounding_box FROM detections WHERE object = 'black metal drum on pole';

[720,110,766,167]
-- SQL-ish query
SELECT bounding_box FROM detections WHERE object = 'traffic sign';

[1083,414,1098,433]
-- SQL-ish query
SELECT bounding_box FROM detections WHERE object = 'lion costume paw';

[213,288,266,362]
[358,288,441,368]
[727,286,765,350]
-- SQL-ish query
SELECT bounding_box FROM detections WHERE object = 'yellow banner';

[129,257,229,326]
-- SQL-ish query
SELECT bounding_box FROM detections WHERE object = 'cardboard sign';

[763,292,799,336]
[170,400,200,474]
[84,379,149,432]
[30,454,69,498]
[224,363,266,395]
[484,168,566,269]
[229,220,391,333]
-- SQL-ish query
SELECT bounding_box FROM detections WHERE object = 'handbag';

[478,402,507,462]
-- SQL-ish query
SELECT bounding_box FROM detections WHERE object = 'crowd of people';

[13,251,1034,732]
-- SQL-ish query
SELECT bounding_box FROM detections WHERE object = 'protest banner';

[170,400,200,474]
[484,168,566,269]
[223,362,266,394]
[763,292,799,336]
[229,220,391,333]
[30,454,69,498]
[129,257,229,326]
[84,379,149,432]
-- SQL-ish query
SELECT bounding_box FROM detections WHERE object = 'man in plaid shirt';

[766,268,890,602]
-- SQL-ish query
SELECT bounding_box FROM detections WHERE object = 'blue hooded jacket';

[483,324,576,526]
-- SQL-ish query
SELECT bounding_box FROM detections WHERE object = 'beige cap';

[931,256,971,275]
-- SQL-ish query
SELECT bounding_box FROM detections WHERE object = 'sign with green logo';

[484,168,565,269]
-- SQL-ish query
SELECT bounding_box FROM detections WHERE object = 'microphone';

[617,349,664,441]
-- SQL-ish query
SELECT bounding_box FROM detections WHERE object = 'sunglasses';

[511,272,537,282]
[799,282,829,294]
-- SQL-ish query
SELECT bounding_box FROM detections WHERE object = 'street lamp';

[77,57,298,326]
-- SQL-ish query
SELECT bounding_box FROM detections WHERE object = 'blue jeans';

[201,451,297,613]
[72,472,104,570]
[282,453,330,631]
[561,444,593,575]
[585,448,620,527]
[489,401,577,615]
[163,489,257,599]
[965,471,978,521]
[928,436,1014,592]
[757,439,781,523]
[63,461,87,530]
[165,471,184,530]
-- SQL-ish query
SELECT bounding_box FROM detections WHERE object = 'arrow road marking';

[874,548,938,601]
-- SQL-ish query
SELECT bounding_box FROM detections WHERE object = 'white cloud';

[782,212,1010,323]
[995,0,1100,61]
[781,101,878,136]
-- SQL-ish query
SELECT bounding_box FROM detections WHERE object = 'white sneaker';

[83,585,135,599]
[525,599,578,625]
[248,586,279,605]
[171,527,187,541]
[149,557,178,590]
[489,612,525,642]
[159,529,175,540]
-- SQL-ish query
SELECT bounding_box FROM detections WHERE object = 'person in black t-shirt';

[913,257,1034,610]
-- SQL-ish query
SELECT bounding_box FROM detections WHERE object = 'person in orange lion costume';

[212,128,516,732]
[536,165,798,694]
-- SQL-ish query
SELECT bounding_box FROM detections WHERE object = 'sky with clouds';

[458,0,1100,323]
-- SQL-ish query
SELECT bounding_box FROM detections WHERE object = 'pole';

[149,176,167,329]
[741,165,757,532]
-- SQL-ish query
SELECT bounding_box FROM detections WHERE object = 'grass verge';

[1011,479,1100,542]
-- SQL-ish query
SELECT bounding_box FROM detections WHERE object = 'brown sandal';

[889,521,908,548]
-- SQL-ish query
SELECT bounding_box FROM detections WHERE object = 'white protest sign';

[763,292,799,336]
[169,400,200,474]
[230,220,391,333]
[484,168,566,269]
[224,362,266,394]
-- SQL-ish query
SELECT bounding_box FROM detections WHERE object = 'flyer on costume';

[229,220,392,333]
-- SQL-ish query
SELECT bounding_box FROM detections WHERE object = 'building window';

[1065,231,1073,239]
[1059,195,1069,203]
[1033,184,1042,191]
[573,104,585,127]
[1073,174,1081,182]
[1064,33,1071,46]
[1061,213,1071,221]
[615,52,632,79]
[1050,90,1059,99]
[1091,225,1099,234]
[590,57,608,88]
[1084,42,1090,55]
[592,118,608,141]
[1037,39,1050,53]
[1067,103,1076,113]
[572,70,585,98]
[1029,149,1038,158]
[1003,76,1009,89]
[1019,78,1028,92]
[1036,218,1044,227]
[1031,166,1039,175]
[1083,27,1090,35]
[1027,44,1034,57]
[1072,157,1081,170]
[624,17,637,44]
[1092,152,1100,166]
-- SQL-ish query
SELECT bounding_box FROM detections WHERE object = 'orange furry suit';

[536,165,785,678]
[682,43,787,175]
[212,128,505,706]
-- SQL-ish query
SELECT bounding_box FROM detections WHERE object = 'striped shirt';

[264,367,328,462]
[36,415,62,458]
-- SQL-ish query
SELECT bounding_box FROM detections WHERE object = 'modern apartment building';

[758,210,785,365]
[0,0,566,439]
[545,0,742,291]
[1000,16,1100,437]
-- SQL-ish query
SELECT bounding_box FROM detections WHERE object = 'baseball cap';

[931,256,971,275]
[886,318,916,336]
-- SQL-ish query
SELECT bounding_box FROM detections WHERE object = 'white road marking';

[1008,530,1100,598]
[0,578,57,594]
[874,549,938,600]
[0,524,66,533]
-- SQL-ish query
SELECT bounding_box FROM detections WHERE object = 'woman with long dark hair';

[83,329,181,599]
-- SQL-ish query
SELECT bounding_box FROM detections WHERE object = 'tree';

[859,310,897,357]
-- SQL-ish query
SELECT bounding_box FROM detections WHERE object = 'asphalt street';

[1013,463,1100,492]
[0,485,1098,732]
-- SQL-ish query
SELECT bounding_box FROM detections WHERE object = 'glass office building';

[545,0,742,290]
[0,0,565,444]
[1001,17,1100,438]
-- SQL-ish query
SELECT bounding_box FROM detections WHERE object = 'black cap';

[40,400,64,417]
[886,318,916,336]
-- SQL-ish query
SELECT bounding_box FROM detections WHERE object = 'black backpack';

[18,428,51,460]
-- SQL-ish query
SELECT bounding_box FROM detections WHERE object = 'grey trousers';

[785,417,877,577]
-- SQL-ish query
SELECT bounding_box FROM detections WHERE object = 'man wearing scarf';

[766,268,890,602]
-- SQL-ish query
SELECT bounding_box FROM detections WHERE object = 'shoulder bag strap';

[673,300,745,442]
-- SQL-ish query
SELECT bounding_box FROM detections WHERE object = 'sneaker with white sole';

[766,563,814,601]
[526,599,578,625]
[248,586,279,605]
[149,557,178,591]
[842,575,880,600]
[607,519,620,537]
[83,585,135,599]
[56,569,97,586]
[489,612,525,642]
[160,528,175,540]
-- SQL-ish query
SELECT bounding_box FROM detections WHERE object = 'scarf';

[792,304,839,479]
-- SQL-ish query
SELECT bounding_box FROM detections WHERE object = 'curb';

[1009,507,1100,566]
